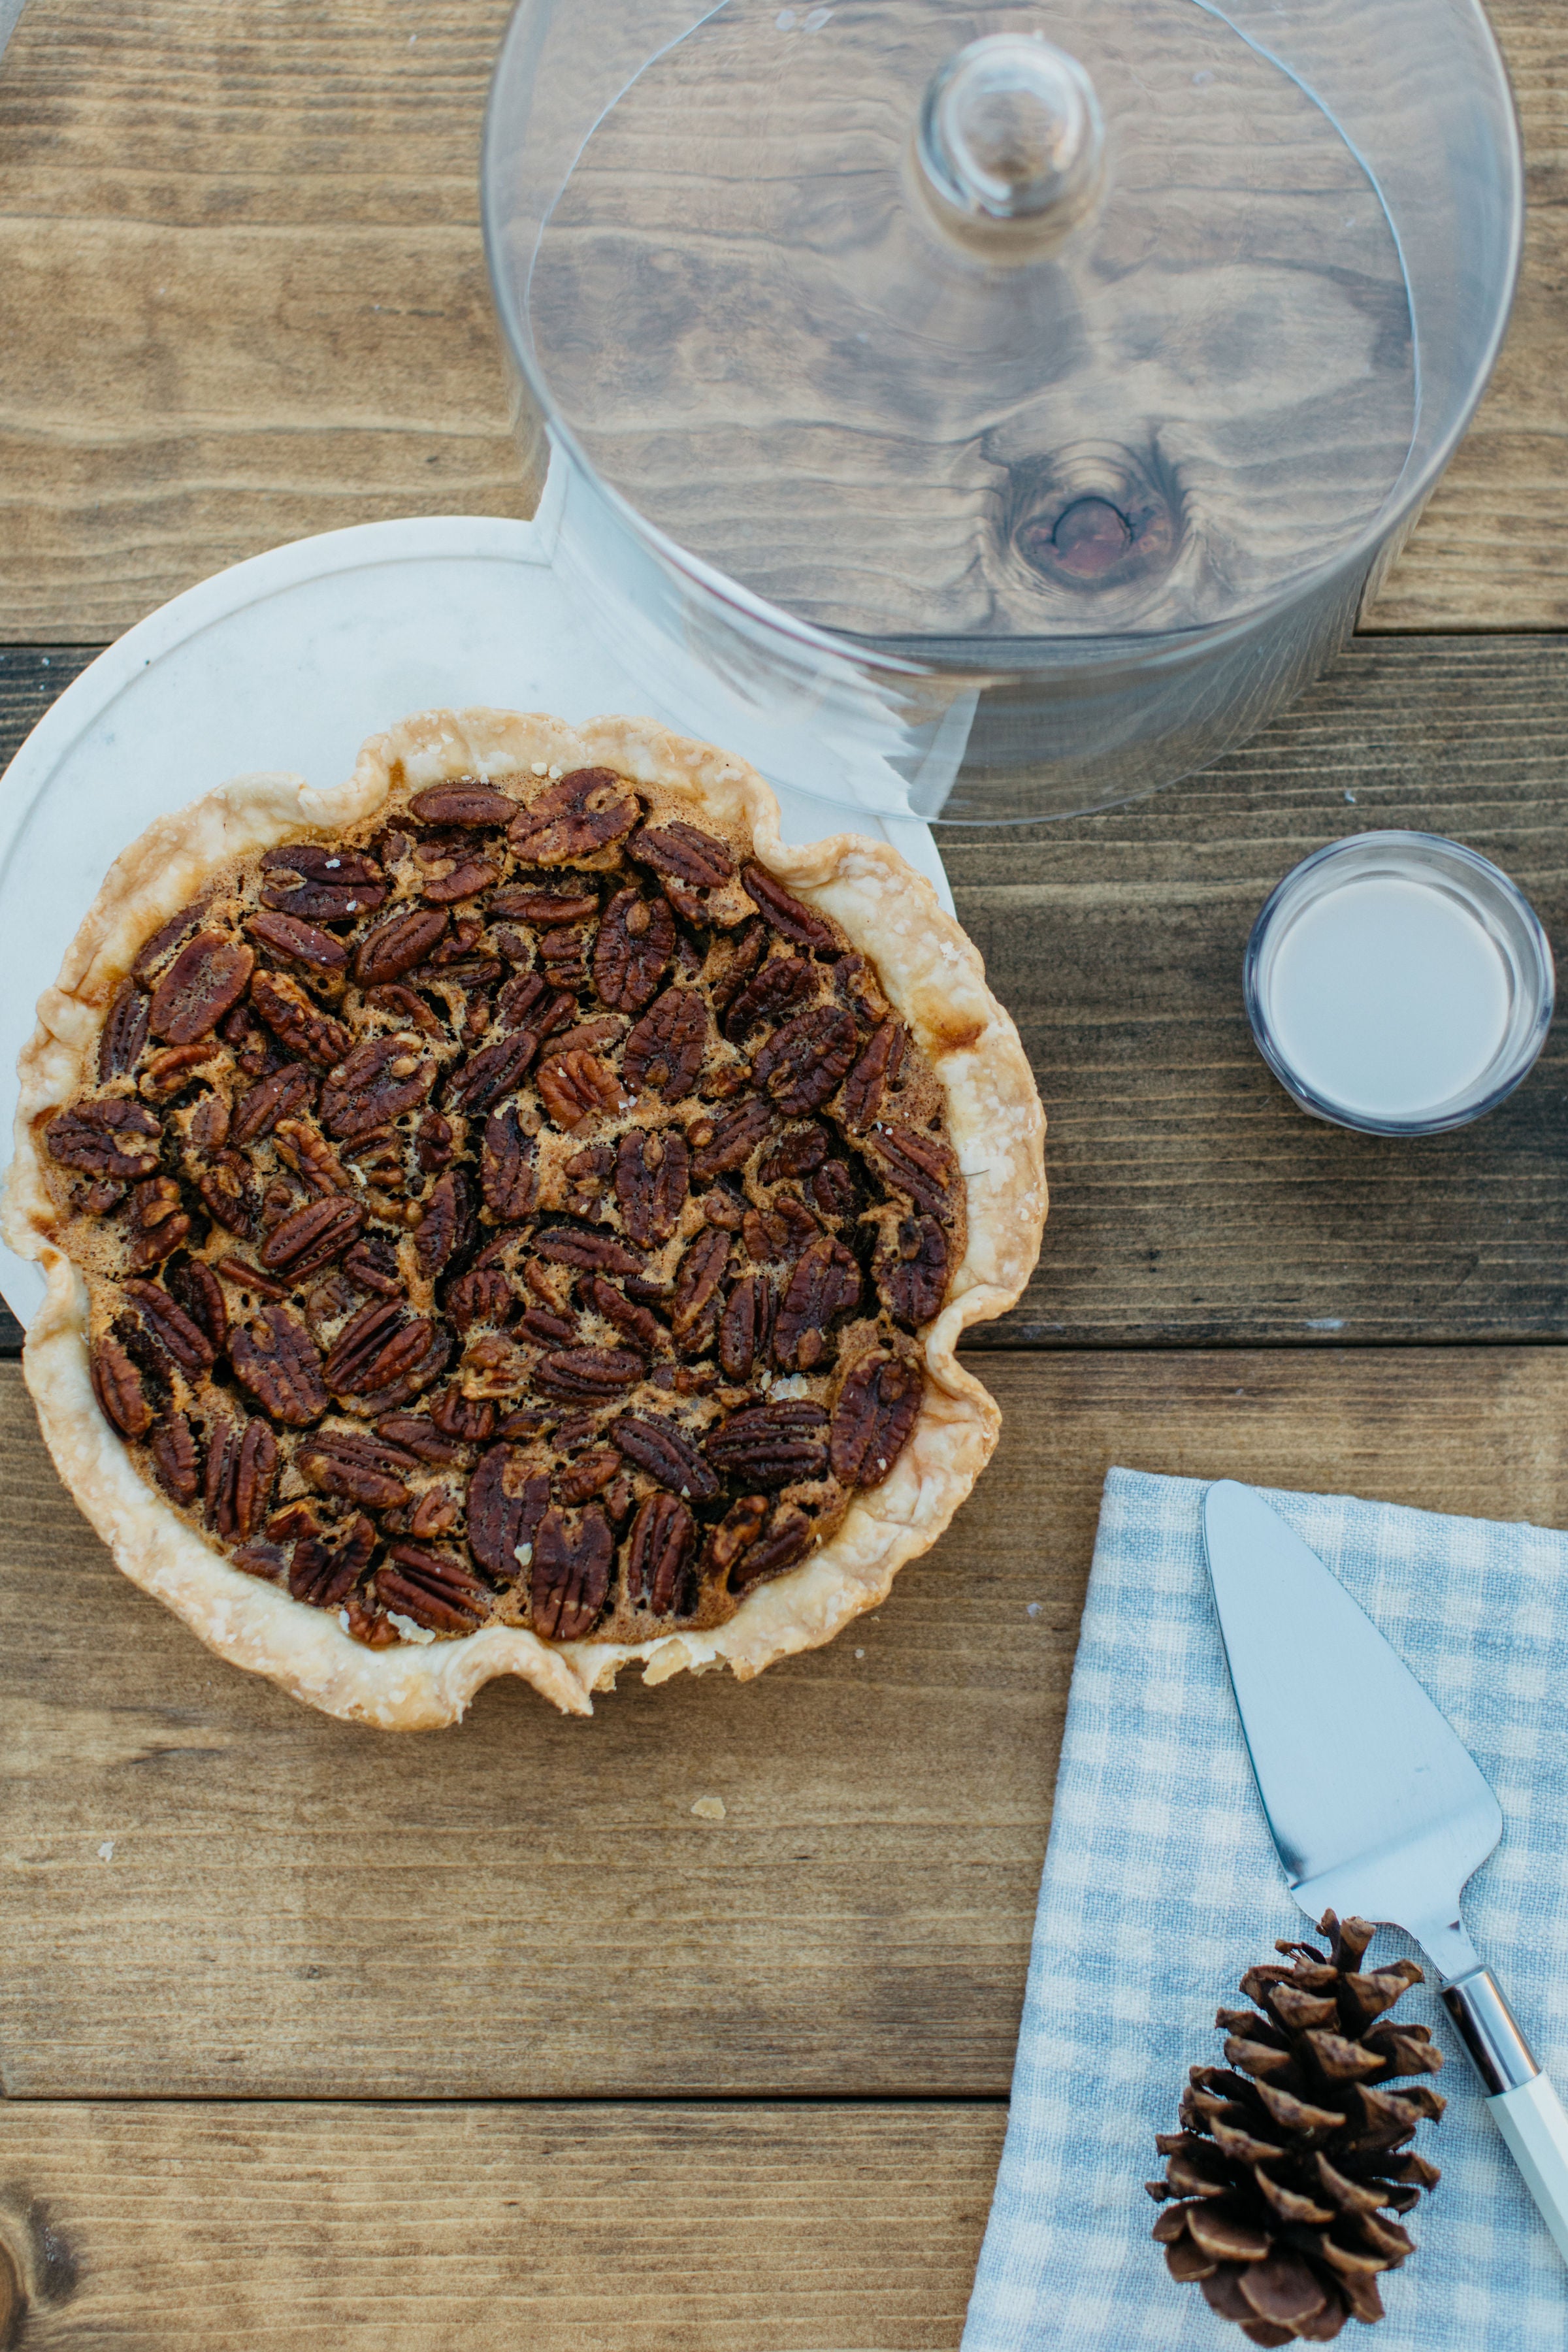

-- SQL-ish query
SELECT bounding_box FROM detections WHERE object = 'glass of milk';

[1245,833,1554,1134]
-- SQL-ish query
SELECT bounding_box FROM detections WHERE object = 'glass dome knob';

[915,33,1105,257]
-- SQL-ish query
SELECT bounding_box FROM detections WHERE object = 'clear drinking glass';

[1244,833,1555,1135]
[482,0,1522,826]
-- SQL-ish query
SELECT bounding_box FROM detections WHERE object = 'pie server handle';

[1445,1967,1568,2264]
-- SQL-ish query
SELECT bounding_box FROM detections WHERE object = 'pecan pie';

[5,710,1045,1725]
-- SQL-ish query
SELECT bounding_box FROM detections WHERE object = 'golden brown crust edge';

[3,709,1047,1727]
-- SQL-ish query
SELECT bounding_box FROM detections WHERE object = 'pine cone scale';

[1169,2152,1233,2200]
[1343,1964,1422,2021]
[1305,2029,1386,2082]
[1187,2204,1273,2263]
[1214,2119,1289,2165]
[1271,1987,1339,2031]
[1311,2229,1390,2279]
[1313,2153,1385,2215]
[1169,2235,1219,2283]
[1254,2081,1346,2136]
[1358,2213,1415,2262]
[1227,2034,1298,2080]
[1340,2272,1386,2324]
[1239,2246,1329,2328]
[1286,2313,1343,2347]
[1253,2167,1334,2226]
[1200,2266,1257,2323]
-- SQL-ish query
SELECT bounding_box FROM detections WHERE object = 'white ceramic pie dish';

[0,515,954,1325]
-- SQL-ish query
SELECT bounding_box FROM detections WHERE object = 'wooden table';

[1,5,1566,2343]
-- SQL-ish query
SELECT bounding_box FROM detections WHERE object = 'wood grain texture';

[5,1343,1567,2102]
[0,0,1560,636]
[0,646,93,746]
[4,634,1568,1358]
[0,0,527,640]
[0,651,95,1356]
[1369,0,1568,630]
[0,2100,1004,2351]
[946,633,1568,1346]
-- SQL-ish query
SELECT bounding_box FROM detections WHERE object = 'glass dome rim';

[480,0,1524,691]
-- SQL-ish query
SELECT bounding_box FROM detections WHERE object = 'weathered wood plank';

[0,0,1560,636]
[4,634,1568,1358]
[5,1344,1566,2100]
[0,0,527,640]
[0,2100,1004,2352]
[1369,0,1568,629]
[0,646,94,745]
[945,632,1568,1346]
[0,650,95,1355]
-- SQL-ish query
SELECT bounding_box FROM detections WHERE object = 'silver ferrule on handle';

[1443,1967,1540,2094]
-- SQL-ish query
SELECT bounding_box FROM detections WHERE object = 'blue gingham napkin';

[964,1467,1568,2351]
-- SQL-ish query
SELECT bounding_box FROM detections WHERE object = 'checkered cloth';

[963,1467,1568,2351]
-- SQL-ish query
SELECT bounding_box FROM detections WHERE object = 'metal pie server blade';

[1202,1478,1568,2262]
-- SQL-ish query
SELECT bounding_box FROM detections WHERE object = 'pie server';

[1202,1477,1568,2261]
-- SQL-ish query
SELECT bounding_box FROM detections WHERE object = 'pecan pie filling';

[40,764,965,1651]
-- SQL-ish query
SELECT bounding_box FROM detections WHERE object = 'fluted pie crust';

[4,710,1045,1725]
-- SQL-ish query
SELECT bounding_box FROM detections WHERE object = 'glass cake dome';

[483,0,1522,824]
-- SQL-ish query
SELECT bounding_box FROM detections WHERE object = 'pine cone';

[1146,1911,1445,2345]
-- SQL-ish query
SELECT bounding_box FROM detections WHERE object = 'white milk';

[1266,875,1511,1119]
